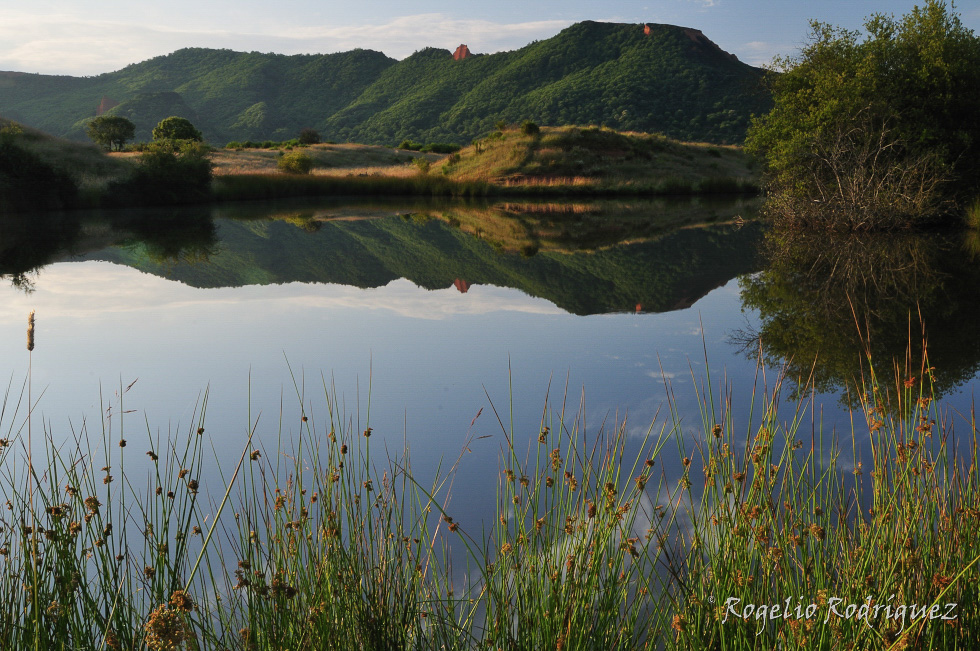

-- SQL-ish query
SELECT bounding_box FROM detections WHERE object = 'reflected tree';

[0,212,82,293]
[737,229,980,402]
[109,208,219,267]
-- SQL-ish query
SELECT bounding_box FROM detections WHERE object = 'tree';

[86,115,135,151]
[746,1,980,230]
[298,128,320,145]
[152,116,203,142]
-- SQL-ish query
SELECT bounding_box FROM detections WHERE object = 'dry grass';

[446,125,758,192]
[2,118,133,190]
[209,143,443,177]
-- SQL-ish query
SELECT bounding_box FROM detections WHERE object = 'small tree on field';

[298,128,321,145]
[152,116,203,142]
[87,115,135,151]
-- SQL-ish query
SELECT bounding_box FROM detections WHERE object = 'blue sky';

[1,1,977,75]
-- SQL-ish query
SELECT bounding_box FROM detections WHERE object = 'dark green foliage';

[419,143,460,154]
[99,91,199,142]
[109,140,213,205]
[85,115,135,151]
[0,22,769,147]
[398,140,423,151]
[520,121,540,136]
[298,127,320,144]
[0,131,78,213]
[152,116,203,141]
[746,1,980,229]
[225,138,300,150]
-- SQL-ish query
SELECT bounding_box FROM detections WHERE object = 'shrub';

[398,140,423,151]
[0,137,78,212]
[521,121,540,136]
[109,139,213,205]
[420,143,461,154]
[298,128,321,145]
[278,151,315,175]
[411,157,431,175]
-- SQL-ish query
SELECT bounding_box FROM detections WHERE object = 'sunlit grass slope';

[445,125,759,193]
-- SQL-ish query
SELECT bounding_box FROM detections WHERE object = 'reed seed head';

[27,311,34,351]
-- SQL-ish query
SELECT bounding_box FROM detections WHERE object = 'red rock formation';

[452,44,472,61]
[454,278,470,293]
[96,96,120,116]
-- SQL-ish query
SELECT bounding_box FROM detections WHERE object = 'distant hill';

[0,21,770,147]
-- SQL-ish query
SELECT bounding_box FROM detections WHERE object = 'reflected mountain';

[738,229,980,401]
[2,198,763,316]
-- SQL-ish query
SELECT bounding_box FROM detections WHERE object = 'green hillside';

[0,21,769,147]
[1,199,762,315]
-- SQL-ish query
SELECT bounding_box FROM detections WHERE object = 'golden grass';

[447,125,758,191]
[209,143,443,177]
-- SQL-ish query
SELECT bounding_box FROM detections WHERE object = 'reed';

[0,331,976,648]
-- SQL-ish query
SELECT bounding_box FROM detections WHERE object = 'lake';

[2,196,979,538]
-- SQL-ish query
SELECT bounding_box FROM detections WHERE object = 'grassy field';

[1,117,133,197]
[446,125,758,193]
[207,143,442,178]
[206,126,760,197]
[3,118,759,209]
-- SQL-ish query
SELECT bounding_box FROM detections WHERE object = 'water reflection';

[737,228,980,401]
[3,197,763,316]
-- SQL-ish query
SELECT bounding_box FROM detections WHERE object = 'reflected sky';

[3,205,980,544]
[0,256,762,521]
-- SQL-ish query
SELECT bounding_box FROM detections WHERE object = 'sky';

[0,1,978,76]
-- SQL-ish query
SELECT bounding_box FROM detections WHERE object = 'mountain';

[0,21,770,147]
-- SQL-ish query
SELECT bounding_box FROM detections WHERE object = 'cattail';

[27,311,35,351]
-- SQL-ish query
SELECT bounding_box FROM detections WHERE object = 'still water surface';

[2,196,978,529]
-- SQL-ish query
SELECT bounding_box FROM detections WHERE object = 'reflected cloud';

[0,262,563,322]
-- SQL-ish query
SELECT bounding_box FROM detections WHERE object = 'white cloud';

[0,11,573,75]
[290,14,572,57]
[737,40,791,66]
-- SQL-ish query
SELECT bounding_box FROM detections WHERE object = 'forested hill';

[0,21,770,146]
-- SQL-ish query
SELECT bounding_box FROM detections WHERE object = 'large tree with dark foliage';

[746,1,980,230]
[152,116,203,142]
[86,115,135,151]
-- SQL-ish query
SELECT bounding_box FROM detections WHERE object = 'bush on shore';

[747,1,980,230]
